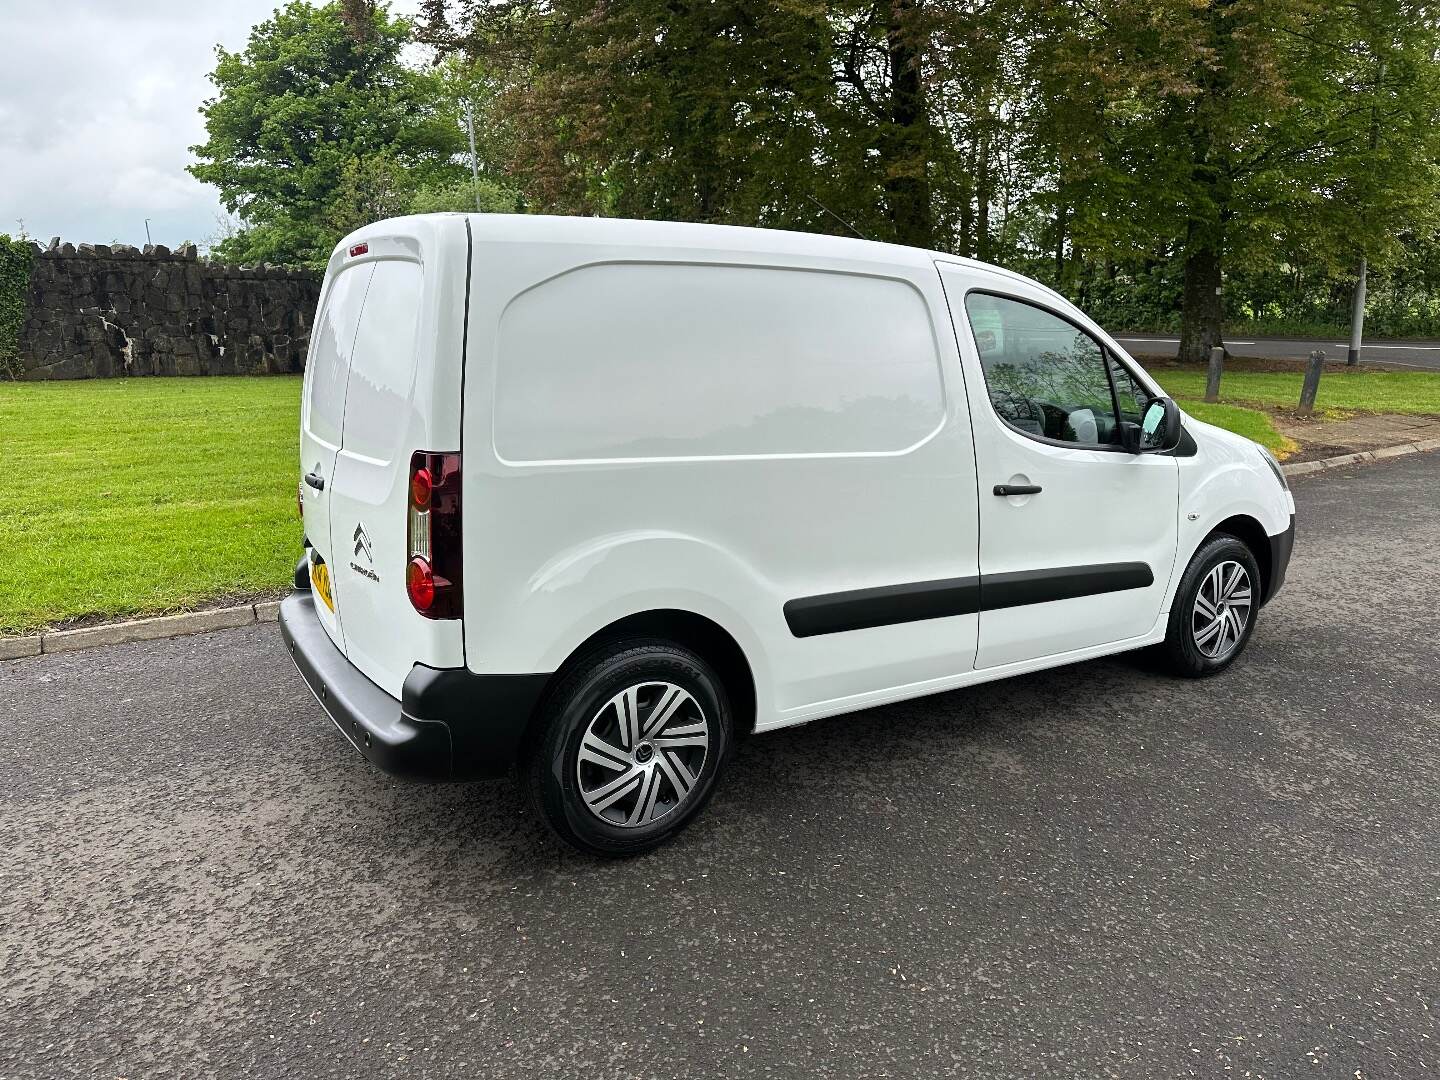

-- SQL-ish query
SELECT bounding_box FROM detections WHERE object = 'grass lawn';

[1174,400,1297,457]
[0,377,302,634]
[2,365,1433,634]
[1155,365,1440,417]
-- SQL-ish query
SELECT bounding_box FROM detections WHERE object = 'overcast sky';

[2,1,421,251]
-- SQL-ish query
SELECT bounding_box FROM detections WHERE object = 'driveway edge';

[2,600,285,661]
[1283,437,1440,478]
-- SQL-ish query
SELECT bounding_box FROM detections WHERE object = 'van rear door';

[326,253,463,696]
[300,261,374,651]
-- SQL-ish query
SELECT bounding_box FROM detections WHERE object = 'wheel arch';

[1206,514,1273,602]
[519,608,758,761]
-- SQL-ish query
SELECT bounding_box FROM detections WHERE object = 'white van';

[280,214,1296,856]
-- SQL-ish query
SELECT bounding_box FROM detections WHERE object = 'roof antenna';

[805,195,868,241]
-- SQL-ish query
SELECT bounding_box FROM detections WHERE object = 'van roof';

[336,213,1072,311]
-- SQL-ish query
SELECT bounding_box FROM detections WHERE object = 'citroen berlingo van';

[279,214,1296,856]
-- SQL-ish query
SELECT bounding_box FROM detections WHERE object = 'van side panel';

[460,230,981,729]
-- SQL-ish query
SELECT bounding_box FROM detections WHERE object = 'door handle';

[303,471,325,492]
[993,483,1042,496]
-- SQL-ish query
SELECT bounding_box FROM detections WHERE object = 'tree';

[1315,0,1440,361]
[1022,0,1440,361]
[190,1,467,266]
[419,1,1032,251]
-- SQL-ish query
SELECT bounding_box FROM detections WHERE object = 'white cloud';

[0,0,422,250]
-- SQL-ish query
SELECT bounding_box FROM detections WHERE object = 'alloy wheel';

[575,681,711,828]
[1192,559,1252,660]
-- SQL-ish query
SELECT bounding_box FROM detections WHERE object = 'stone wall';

[16,239,321,379]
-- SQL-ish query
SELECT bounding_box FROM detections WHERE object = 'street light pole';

[463,98,481,213]
[1347,256,1367,367]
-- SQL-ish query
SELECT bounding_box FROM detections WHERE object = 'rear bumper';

[1264,514,1296,605]
[278,592,550,780]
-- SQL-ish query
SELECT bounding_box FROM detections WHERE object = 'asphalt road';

[3,452,1438,1080]
[1115,334,1440,370]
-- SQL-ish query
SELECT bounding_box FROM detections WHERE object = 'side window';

[305,264,373,448]
[964,292,1118,447]
[1108,355,1153,423]
[341,260,424,463]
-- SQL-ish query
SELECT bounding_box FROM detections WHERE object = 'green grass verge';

[1156,366,1440,416]
[1174,399,1297,457]
[5,366,1425,634]
[0,377,301,634]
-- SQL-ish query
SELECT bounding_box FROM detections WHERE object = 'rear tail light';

[406,451,461,618]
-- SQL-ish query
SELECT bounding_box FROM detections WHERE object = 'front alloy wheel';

[1158,534,1263,677]
[1191,560,1252,661]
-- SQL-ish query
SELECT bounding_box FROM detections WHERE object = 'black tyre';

[1158,534,1262,677]
[524,639,732,857]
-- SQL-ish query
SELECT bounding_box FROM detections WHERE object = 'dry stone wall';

[16,239,321,379]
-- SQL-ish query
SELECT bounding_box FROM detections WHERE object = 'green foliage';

[193,1,1440,337]
[0,235,35,381]
[421,0,1440,344]
[189,1,468,267]
[0,377,302,633]
[407,176,519,215]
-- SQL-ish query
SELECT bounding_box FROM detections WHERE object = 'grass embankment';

[0,377,301,634]
[2,365,1435,634]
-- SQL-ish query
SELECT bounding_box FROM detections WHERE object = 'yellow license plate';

[312,559,335,612]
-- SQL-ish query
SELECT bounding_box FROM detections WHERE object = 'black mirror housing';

[1124,396,1182,453]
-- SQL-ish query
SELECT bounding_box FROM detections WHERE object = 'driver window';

[964,292,1119,447]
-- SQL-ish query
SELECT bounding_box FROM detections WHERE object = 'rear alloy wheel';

[526,640,731,857]
[1158,534,1262,677]
[575,681,711,828]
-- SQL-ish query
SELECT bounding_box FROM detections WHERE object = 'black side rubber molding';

[784,562,1155,637]
[785,577,981,638]
[979,562,1153,612]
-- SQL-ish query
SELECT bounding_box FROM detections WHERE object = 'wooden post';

[1204,345,1225,403]
[1298,349,1325,415]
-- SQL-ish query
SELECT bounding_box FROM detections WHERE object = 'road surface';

[3,452,1438,1079]
[1115,334,1440,371]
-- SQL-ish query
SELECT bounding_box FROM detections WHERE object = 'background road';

[1115,334,1440,370]
[3,452,1438,1080]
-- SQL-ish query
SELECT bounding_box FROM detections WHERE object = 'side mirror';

[1123,396,1182,453]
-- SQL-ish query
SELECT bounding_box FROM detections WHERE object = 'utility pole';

[144,219,153,246]
[463,97,481,212]
[1347,257,1367,366]
[1349,61,1385,367]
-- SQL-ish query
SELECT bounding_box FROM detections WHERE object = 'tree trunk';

[975,119,992,262]
[1178,234,1223,364]
[882,0,934,249]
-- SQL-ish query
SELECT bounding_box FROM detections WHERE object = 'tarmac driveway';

[2,452,1437,1079]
